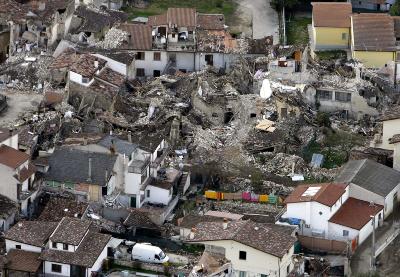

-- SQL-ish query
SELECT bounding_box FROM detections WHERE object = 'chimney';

[8,129,13,148]
[87,158,92,182]
[223,218,228,230]
[94,60,99,68]
[189,227,196,239]
[128,131,132,143]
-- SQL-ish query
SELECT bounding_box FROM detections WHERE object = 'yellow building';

[311,2,352,51]
[351,13,398,68]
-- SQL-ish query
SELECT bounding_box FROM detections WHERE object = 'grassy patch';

[302,130,366,169]
[286,17,311,45]
[316,50,347,61]
[123,0,237,21]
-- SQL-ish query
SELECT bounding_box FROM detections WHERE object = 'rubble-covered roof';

[118,23,153,50]
[335,159,400,197]
[17,126,37,148]
[0,128,15,143]
[197,14,225,30]
[74,5,128,33]
[23,0,74,23]
[197,30,237,53]
[312,2,352,28]
[0,145,30,169]
[390,134,400,144]
[96,67,126,87]
[98,135,138,157]
[0,0,28,23]
[352,13,397,51]
[123,209,158,229]
[189,220,296,258]
[90,51,136,65]
[329,197,383,230]
[393,16,400,39]
[284,183,347,207]
[0,195,18,219]
[41,231,111,267]
[38,197,88,222]
[48,49,79,69]
[247,36,273,54]
[70,54,107,78]
[45,147,117,187]
[50,217,92,245]
[5,221,58,247]
[380,106,400,121]
[178,214,225,229]
[6,249,41,273]
[149,178,173,190]
[204,211,244,220]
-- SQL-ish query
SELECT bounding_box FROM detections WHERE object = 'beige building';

[371,107,400,150]
[187,220,297,277]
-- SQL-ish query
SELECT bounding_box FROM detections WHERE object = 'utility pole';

[370,215,376,271]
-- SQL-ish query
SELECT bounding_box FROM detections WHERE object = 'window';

[317,90,333,101]
[205,54,214,66]
[239,271,246,277]
[153,52,161,61]
[136,52,145,60]
[146,190,150,198]
[239,251,247,260]
[63,243,68,250]
[153,70,161,77]
[51,264,62,273]
[52,242,57,248]
[343,230,349,237]
[136,68,145,77]
[335,91,351,102]
[15,245,21,249]
[342,33,347,40]
[260,275,268,277]
[82,77,90,84]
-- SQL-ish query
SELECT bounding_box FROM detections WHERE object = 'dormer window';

[82,77,90,84]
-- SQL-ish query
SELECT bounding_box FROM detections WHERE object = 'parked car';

[131,243,169,264]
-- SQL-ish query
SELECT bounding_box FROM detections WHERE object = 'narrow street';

[351,211,400,275]
[236,0,279,42]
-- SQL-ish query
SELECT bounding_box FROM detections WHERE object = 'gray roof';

[98,135,137,157]
[45,147,117,186]
[335,159,400,197]
[50,217,91,245]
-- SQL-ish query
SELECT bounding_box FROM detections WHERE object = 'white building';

[335,159,400,219]
[5,217,113,277]
[0,144,38,217]
[283,183,349,238]
[187,220,297,277]
[371,108,400,150]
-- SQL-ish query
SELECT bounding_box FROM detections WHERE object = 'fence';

[298,235,348,254]
[204,190,283,205]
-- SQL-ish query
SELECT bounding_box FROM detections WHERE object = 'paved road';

[237,0,279,42]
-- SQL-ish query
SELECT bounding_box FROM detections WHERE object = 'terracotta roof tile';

[44,91,64,106]
[148,13,168,26]
[167,8,196,27]
[6,249,41,273]
[38,197,88,222]
[352,13,397,51]
[48,49,78,69]
[50,217,92,245]
[96,67,125,87]
[329,197,383,230]
[118,23,152,50]
[0,145,30,169]
[284,183,347,207]
[312,2,352,28]
[40,231,111,267]
[197,14,225,30]
[5,221,58,247]
[70,54,107,78]
[188,220,296,258]
[15,162,36,182]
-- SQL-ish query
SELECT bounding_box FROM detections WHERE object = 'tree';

[270,0,299,12]
[390,0,400,16]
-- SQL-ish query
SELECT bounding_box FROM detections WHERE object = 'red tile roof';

[118,23,152,50]
[329,197,383,230]
[148,13,168,26]
[284,183,347,207]
[167,8,196,27]
[312,2,352,28]
[197,14,225,30]
[70,54,107,78]
[352,13,397,51]
[6,249,41,273]
[0,145,30,169]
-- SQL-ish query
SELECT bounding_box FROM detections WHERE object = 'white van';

[131,243,169,264]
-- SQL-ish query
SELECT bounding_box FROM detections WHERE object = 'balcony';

[167,40,196,52]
